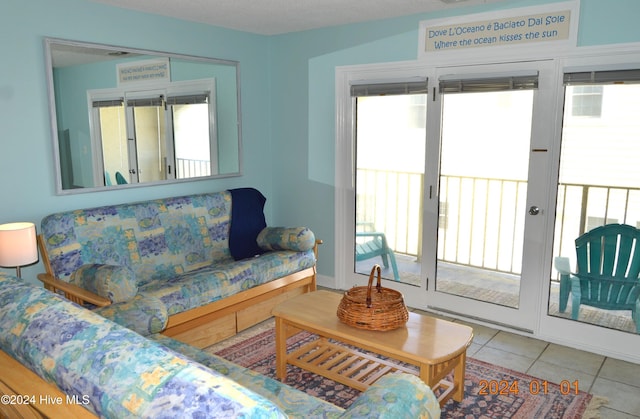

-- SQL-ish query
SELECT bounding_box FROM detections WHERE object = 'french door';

[342,60,557,332]
[425,61,557,331]
[339,52,640,362]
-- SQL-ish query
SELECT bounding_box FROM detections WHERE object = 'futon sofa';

[0,274,441,418]
[37,188,319,347]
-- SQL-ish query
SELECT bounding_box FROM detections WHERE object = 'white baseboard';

[316,273,338,290]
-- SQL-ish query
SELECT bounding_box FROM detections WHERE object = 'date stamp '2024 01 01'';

[478,379,580,396]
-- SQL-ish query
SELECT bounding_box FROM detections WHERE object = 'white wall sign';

[117,58,170,85]
[418,1,579,59]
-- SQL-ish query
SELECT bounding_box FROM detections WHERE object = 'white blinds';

[92,98,123,108]
[439,73,538,94]
[564,69,640,85]
[350,79,428,97]
[165,93,209,105]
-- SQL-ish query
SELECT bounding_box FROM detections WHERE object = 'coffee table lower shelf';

[286,337,455,402]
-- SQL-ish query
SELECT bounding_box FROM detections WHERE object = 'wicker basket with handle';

[336,264,409,331]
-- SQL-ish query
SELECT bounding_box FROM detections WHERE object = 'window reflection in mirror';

[90,80,216,186]
[44,38,242,194]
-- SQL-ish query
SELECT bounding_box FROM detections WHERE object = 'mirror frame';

[43,37,243,194]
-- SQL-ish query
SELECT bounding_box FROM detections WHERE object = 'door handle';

[529,206,540,215]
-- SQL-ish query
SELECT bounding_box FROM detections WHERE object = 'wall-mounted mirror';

[44,38,242,194]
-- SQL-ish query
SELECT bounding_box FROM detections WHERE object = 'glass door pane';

[172,103,211,179]
[354,94,427,286]
[437,89,534,308]
[96,105,127,187]
[131,105,167,183]
[551,81,640,335]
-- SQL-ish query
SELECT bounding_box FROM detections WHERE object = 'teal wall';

[2,0,640,283]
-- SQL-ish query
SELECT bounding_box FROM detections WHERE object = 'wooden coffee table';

[272,290,473,406]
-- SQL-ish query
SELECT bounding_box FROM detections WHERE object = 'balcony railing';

[357,168,640,278]
[176,158,211,179]
[554,183,640,272]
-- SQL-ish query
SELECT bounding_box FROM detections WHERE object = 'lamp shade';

[0,222,38,268]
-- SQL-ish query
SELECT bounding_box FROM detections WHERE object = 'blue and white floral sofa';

[37,188,319,347]
[0,274,441,418]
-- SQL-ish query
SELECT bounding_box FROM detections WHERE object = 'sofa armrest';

[338,373,441,419]
[71,264,138,303]
[37,234,110,307]
[0,350,93,418]
[37,273,111,307]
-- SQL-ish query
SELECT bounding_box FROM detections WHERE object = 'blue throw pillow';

[228,188,267,260]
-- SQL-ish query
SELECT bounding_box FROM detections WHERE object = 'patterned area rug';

[209,322,604,418]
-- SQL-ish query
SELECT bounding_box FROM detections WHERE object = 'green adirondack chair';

[355,223,400,281]
[555,223,640,332]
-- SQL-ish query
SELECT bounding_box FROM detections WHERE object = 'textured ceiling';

[91,0,507,35]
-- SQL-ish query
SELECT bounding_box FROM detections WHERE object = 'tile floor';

[427,312,640,418]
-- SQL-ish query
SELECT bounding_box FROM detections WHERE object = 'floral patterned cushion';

[40,192,234,286]
[137,249,315,316]
[93,295,168,335]
[71,263,138,303]
[257,227,316,252]
[151,335,345,418]
[0,274,286,419]
[340,373,441,419]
